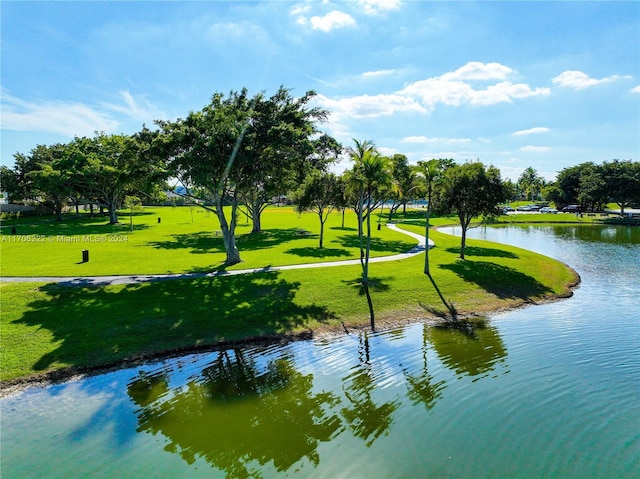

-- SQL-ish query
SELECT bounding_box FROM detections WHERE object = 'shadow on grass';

[439,260,551,299]
[16,271,336,372]
[284,247,353,258]
[4,220,150,236]
[444,246,518,259]
[420,273,458,320]
[148,232,226,254]
[336,235,415,253]
[342,275,392,296]
[149,228,313,254]
[330,226,357,232]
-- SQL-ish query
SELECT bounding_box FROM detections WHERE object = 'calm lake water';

[2,225,639,479]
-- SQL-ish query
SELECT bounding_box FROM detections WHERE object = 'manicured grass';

[0,206,415,276]
[0,213,578,383]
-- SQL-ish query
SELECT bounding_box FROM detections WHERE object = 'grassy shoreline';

[1,208,580,394]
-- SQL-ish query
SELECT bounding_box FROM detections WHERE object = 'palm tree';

[345,139,392,331]
[416,159,445,276]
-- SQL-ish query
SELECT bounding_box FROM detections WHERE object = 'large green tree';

[602,160,640,216]
[5,144,77,220]
[161,89,254,265]
[238,87,333,234]
[65,130,165,224]
[436,162,507,260]
[577,163,608,211]
[292,171,343,248]
[549,162,593,209]
[162,87,332,264]
[28,143,77,221]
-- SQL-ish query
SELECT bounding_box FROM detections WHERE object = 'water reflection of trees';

[403,324,446,411]
[426,319,508,378]
[129,349,343,479]
[128,321,508,476]
[340,333,401,447]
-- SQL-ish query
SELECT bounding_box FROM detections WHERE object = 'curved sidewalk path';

[0,224,434,287]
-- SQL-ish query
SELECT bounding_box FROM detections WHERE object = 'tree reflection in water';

[426,318,508,378]
[403,323,447,410]
[128,348,342,479]
[127,321,508,476]
[340,333,401,447]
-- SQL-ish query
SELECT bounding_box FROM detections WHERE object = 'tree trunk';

[364,283,375,331]
[107,198,119,224]
[318,212,325,248]
[424,201,431,275]
[341,208,345,228]
[357,193,365,270]
[364,195,374,331]
[222,228,241,265]
[618,202,626,217]
[251,211,262,234]
[216,195,241,265]
[250,198,262,233]
[460,226,467,260]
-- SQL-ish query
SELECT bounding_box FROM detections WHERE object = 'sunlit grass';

[0,206,413,276]
[0,214,578,382]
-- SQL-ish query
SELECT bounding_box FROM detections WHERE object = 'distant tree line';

[544,160,640,215]
[502,161,640,216]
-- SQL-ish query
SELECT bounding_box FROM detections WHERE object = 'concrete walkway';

[0,223,434,287]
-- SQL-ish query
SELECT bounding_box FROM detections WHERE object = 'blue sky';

[2,1,638,181]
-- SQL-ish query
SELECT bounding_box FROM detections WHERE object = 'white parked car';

[540,207,558,214]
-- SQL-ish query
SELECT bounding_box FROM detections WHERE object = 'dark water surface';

[2,225,639,478]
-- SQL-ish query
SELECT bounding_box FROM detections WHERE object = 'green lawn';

[0,206,578,384]
[0,206,415,276]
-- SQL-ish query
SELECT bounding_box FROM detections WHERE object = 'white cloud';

[377,146,398,157]
[362,69,397,78]
[314,62,550,127]
[519,145,551,153]
[402,136,470,144]
[441,61,513,81]
[315,92,426,120]
[513,127,550,136]
[632,85,640,93]
[401,64,549,108]
[100,91,165,123]
[358,0,402,15]
[469,81,550,105]
[552,70,621,90]
[290,4,311,17]
[309,11,356,32]
[1,91,119,137]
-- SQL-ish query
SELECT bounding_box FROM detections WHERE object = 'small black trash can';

[82,250,89,263]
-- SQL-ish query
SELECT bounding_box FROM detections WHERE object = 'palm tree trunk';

[365,195,374,330]
[424,199,431,275]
